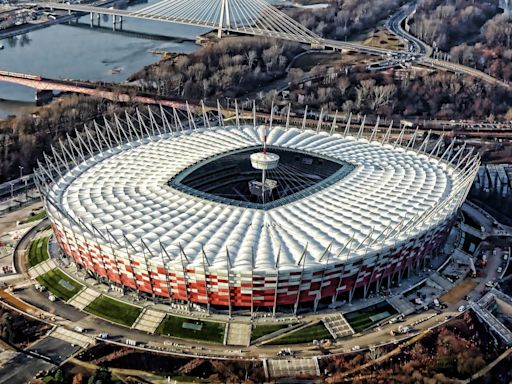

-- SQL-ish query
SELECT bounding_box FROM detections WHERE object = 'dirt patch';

[361,28,406,50]
[440,279,478,305]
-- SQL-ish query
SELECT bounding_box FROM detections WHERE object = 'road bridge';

[35,0,511,87]
[36,0,397,56]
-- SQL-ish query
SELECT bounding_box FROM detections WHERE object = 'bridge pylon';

[217,0,231,38]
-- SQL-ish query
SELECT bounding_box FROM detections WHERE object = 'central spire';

[249,134,279,204]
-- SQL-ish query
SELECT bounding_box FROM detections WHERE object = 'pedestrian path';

[264,357,319,378]
[322,314,354,339]
[225,322,251,346]
[67,287,101,310]
[28,259,57,279]
[132,307,167,334]
[50,326,96,348]
[387,295,416,315]
[428,272,453,292]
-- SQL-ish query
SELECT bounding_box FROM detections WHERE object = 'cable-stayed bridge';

[38,0,394,55]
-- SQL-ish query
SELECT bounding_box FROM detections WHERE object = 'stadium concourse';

[34,104,480,316]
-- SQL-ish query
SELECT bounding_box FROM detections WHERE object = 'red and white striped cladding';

[40,121,477,310]
[50,214,451,308]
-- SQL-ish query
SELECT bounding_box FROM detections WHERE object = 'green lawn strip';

[24,210,47,223]
[27,237,50,267]
[463,213,480,229]
[85,295,142,327]
[36,268,83,301]
[267,323,332,345]
[462,232,481,253]
[155,315,225,343]
[251,323,291,340]
[345,304,397,332]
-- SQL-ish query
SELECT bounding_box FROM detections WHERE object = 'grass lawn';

[85,295,142,327]
[156,315,225,343]
[267,323,331,345]
[27,237,50,267]
[36,268,83,301]
[251,323,292,341]
[344,302,397,332]
[24,210,47,223]
[463,213,480,229]
[462,232,481,254]
[291,52,342,72]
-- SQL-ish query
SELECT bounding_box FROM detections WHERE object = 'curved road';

[386,2,510,89]
[386,2,431,56]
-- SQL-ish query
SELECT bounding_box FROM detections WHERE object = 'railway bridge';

[2,70,512,140]
[0,70,191,109]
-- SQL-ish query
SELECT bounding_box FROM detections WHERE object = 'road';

[386,2,431,56]
[422,58,510,89]
[385,1,510,89]
[0,177,507,378]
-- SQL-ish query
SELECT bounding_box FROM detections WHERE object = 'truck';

[397,326,410,334]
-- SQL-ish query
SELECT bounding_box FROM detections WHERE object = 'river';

[0,0,209,118]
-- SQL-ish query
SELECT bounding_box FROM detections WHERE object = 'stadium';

[35,106,479,315]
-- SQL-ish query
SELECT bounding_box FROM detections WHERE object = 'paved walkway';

[132,307,167,334]
[50,326,96,349]
[429,272,454,291]
[265,357,319,378]
[27,259,57,279]
[226,322,252,346]
[387,295,416,315]
[460,223,485,239]
[322,314,354,339]
[67,287,101,310]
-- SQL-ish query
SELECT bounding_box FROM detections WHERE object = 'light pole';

[24,177,28,201]
[18,165,23,180]
[9,182,14,209]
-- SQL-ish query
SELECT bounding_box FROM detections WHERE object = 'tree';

[87,364,113,384]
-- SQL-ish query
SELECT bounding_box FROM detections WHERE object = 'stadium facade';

[35,105,480,315]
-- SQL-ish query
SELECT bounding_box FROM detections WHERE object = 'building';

[35,106,479,315]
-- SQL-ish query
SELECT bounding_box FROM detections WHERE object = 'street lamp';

[24,177,28,201]
[9,181,14,209]
[19,165,23,180]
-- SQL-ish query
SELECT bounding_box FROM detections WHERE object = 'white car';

[351,345,361,351]
[497,267,503,274]
[485,281,495,288]
[458,305,466,312]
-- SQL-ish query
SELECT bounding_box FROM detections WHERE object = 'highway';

[0,198,508,365]
[18,1,511,89]
[422,58,510,89]
[385,2,510,89]
[386,2,431,56]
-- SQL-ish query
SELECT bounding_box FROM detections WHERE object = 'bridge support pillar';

[90,12,94,27]
[35,90,54,106]
[112,15,116,31]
